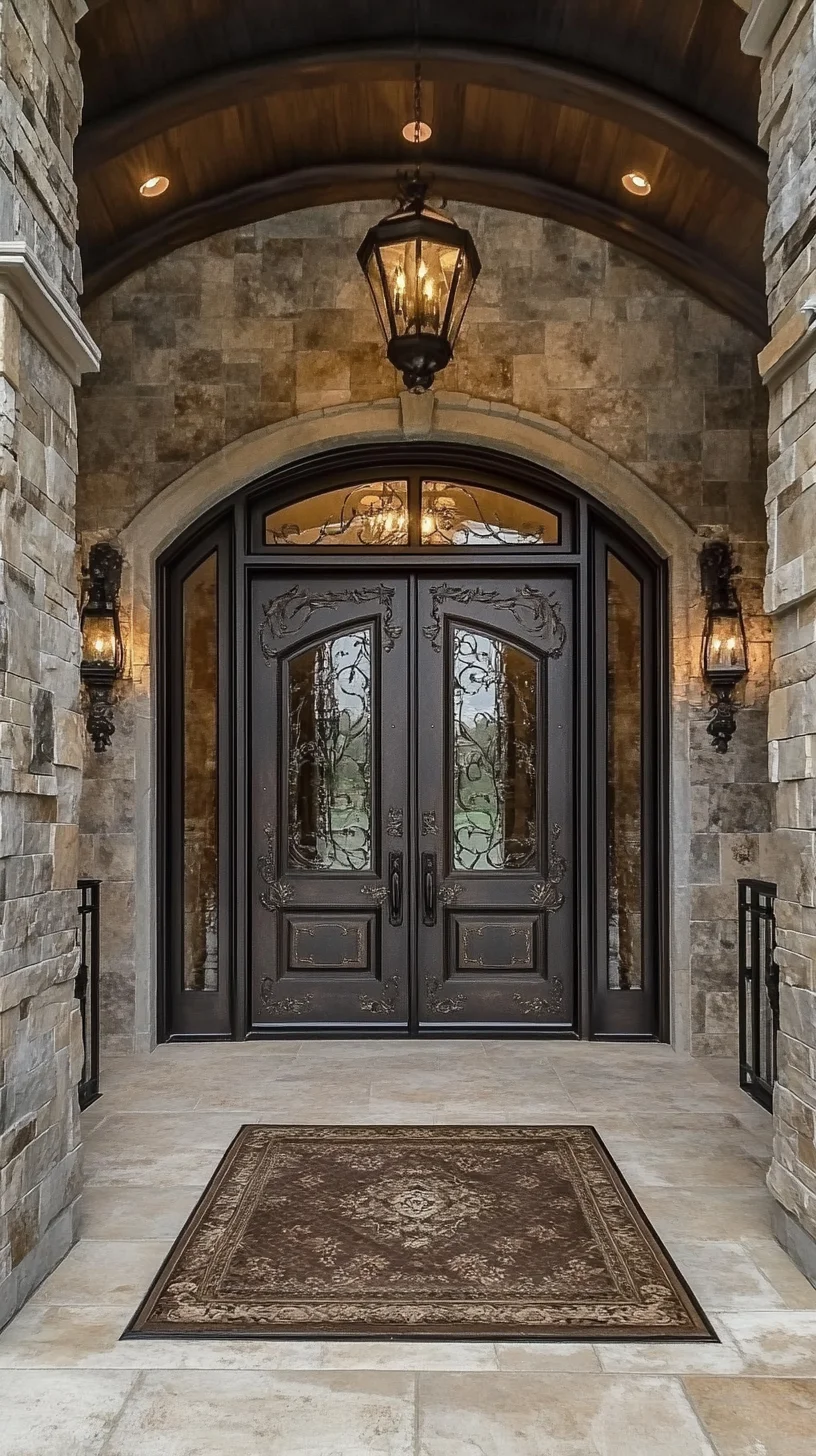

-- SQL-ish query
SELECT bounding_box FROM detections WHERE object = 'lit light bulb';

[422,512,434,538]
[94,636,105,654]
[727,637,736,652]
[139,174,169,198]
[418,259,428,279]
[622,171,651,196]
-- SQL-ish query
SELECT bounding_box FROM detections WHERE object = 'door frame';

[157,442,669,1043]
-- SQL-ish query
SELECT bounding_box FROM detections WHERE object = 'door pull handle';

[422,852,437,927]
[388,852,403,926]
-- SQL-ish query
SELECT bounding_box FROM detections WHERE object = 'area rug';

[125,1125,715,1341]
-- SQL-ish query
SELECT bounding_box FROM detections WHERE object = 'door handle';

[388,852,403,926]
[422,852,437,927]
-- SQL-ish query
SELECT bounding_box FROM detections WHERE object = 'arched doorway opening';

[158,443,668,1041]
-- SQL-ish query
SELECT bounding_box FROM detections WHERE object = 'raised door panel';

[249,575,410,1029]
[415,575,575,1030]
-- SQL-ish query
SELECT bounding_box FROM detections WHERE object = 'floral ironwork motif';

[421,811,439,836]
[386,807,404,837]
[361,884,388,905]
[452,627,538,871]
[358,976,400,1015]
[438,883,463,906]
[260,584,401,657]
[512,979,565,1016]
[421,481,559,546]
[530,824,567,912]
[426,977,466,1013]
[424,584,566,655]
[288,630,373,872]
[257,824,294,912]
[260,979,313,1015]
[265,480,408,547]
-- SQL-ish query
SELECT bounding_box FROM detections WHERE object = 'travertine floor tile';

[417,1372,718,1454]
[685,1376,816,1455]
[0,1369,137,1455]
[102,1370,416,1455]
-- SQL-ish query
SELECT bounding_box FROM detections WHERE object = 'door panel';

[415,576,575,1030]
[249,575,410,1028]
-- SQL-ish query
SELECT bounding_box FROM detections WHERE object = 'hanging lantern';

[80,542,125,753]
[699,540,748,753]
[357,178,481,393]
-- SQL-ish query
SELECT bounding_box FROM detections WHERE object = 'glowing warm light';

[94,636,105,654]
[622,171,651,196]
[139,175,169,198]
[402,120,432,143]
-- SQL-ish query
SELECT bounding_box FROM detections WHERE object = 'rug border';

[121,1124,719,1344]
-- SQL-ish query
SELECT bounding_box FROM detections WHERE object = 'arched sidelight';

[160,446,667,1042]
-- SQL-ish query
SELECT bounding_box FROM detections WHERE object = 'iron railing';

[738,878,779,1112]
[76,878,101,1110]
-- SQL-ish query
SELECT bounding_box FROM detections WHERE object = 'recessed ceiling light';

[139,175,169,198]
[622,171,651,197]
[402,120,432,143]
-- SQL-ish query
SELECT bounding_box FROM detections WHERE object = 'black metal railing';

[76,878,101,1110]
[738,879,779,1112]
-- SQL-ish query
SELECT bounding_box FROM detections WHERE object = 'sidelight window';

[606,551,644,993]
[181,551,219,992]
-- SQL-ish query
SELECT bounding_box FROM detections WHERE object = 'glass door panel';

[416,575,575,1030]
[249,575,410,1029]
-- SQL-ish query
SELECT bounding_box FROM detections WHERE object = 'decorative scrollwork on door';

[512,978,564,1016]
[260,979,312,1016]
[386,807,404,837]
[257,824,294,912]
[424,584,566,656]
[426,977,467,1013]
[359,976,400,1015]
[259,584,402,658]
[438,883,463,906]
[360,884,388,905]
[421,811,439,836]
[530,824,567,912]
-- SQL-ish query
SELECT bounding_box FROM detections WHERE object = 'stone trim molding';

[119,397,696,1055]
[0,243,100,383]
[757,301,816,390]
[740,0,793,55]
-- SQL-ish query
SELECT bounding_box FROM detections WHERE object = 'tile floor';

[1,1040,815,1453]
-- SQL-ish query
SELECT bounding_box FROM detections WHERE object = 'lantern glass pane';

[81,612,117,667]
[447,249,475,345]
[377,237,461,337]
[364,251,390,341]
[706,611,747,674]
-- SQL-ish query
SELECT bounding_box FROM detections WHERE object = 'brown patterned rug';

[126,1125,714,1341]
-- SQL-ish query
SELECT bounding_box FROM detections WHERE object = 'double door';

[249,569,575,1032]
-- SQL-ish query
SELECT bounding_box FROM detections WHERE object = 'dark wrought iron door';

[415,575,575,1030]
[249,574,410,1029]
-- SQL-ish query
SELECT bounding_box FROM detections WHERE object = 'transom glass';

[264,479,561,548]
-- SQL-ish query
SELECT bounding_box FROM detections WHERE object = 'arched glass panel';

[451,627,538,870]
[287,628,373,871]
[422,481,559,546]
[607,552,643,992]
[265,481,408,546]
[182,551,219,991]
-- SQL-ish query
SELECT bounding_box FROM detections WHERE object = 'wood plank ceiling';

[76,0,767,334]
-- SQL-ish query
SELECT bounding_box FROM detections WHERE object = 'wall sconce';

[80,543,124,752]
[700,540,748,754]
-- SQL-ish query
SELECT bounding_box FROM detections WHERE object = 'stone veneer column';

[0,0,99,1327]
[744,0,816,1282]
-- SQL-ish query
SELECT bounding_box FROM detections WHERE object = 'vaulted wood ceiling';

[76,0,766,334]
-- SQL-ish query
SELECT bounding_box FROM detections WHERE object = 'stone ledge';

[0,244,99,386]
[758,302,816,389]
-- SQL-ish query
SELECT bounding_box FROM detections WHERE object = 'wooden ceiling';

[76,0,767,334]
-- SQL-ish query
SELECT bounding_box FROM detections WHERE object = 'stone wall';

[753,0,816,1279]
[0,0,94,1328]
[76,203,771,1057]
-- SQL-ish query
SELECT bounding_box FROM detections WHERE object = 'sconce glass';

[80,543,124,752]
[700,541,748,753]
